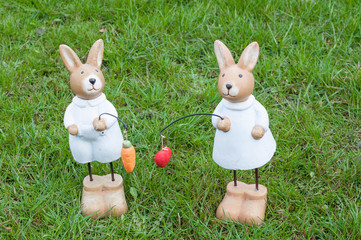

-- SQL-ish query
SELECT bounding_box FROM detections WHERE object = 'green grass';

[1,0,360,238]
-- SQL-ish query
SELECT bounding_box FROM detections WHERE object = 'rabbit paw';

[68,124,78,135]
[217,116,231,132]
[93,118,107,131]
[251,125,265,139]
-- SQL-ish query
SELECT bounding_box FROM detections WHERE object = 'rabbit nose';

[89,78,96,85]
[226,84,232,90]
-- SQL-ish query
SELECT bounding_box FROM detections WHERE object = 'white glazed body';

[64,93,123,163]
[212,95,276,170]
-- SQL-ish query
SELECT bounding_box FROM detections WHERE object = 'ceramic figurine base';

[216,181,267,225]
[81,174,128,219]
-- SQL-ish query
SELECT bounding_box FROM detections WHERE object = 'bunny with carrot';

[59,39,124,180]
[59,39,134,218]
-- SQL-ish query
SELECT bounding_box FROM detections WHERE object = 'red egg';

[154,147,172,167]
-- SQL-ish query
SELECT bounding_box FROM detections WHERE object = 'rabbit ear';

[214,40,235,70]
[59,44,82,73]
[237,42,259,72]
[87,39,104,68]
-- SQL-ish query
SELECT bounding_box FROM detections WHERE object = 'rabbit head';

[59,39,105,100]
[214,40,259,103]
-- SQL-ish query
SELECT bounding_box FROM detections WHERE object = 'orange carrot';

[121,140,136,173]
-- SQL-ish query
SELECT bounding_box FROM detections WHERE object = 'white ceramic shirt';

[64,93,123,164]
[212,95,276,170]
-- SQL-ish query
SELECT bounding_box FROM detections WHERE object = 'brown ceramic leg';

[110,162,115,181]
[233,170,237,186]
[87,162,93,181]
[255,168,259,190]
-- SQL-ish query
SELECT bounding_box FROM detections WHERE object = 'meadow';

[0,0,360,239]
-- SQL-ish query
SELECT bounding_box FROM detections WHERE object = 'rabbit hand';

[251,125,265,139]
[217,116,231,132]
[68,124,78,135]
[93,117,107,131]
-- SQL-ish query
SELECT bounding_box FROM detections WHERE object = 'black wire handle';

[98,113,128,131]
[158,113,224,138]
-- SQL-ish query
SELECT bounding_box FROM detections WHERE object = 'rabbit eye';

[238,74,243,78]
[95,69,99,72]
[222,73,225,77]
[81,71,84,74]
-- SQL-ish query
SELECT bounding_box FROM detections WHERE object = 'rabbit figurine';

[60,39,123,178]
[212,40,276,225]
[59,39,127,218]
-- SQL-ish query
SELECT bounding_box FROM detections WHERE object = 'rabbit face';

[214,40,259,103]
[69,64,105,99]
[218,65,254,102]
[60,39,105,100]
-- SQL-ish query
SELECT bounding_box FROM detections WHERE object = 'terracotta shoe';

[102,174,128,217]
[216,181,267,225]
[81,174,128,219]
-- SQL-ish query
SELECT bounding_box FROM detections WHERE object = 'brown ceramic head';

[59,39,105,100]
[214,40,260,103]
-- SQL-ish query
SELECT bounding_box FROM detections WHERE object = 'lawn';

[0,0,360,239]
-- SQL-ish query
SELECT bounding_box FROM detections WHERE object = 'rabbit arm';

[99,100,118,129]
[253,100,270,131]
[212,100,224,128]
[78,125,95,136]
[64,104,76,129]
[64,103,95,136]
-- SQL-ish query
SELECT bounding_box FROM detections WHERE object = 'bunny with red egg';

[213,40,276,225]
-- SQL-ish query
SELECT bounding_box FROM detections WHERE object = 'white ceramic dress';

[64,93,123,164]
[212,95,276,170]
